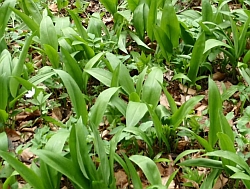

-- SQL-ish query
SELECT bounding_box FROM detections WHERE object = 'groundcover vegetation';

[1,0,250,188]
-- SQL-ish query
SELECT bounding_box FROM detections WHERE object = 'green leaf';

[230,172,250,181]
[161,3,180,47]
[100,0,118,15]
[179,158,223,169]
[10,8,39,35]
[161,83,177,114]
[136,67,147,96]
[61,48,83,90]
[153,25,173,60]
[204,39,232,53]
[90,87,120,128]
[147,0,157,40]
[200,169,220,189]
[43,44,60,69]
[40,16,58,50]
[127,0,140,11]
[118,64,135,95]
[174,149,202,164]
[124,127,153,156]
[123,153,143,189]
[205,150,250,175]
[45,130,69,153]
[118,31,128,54]
[142,68,163,109]
[126,102,147,127]
[202,0,213,22]
[170,95,204,130]
[55,70,88,125]
[130,155,163,186]
[0,0,16,50]
[187,32,205,84]
[0,132,8,151]
[10,33,35,98]
[208,77,222,147]
[129,31,151,50]
[68,10,88,39]
[133,3,149,39]
[0,150,45,189]
[24,0,42,24]
[34,150,89,188]
[0,74,8,110]
[85,68,112,87]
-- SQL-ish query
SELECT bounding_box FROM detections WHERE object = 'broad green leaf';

[208,77,222,147]
[0,132,8,151]
[0,150,45,189]
[187,32,205,84]
[0,0,16,51]
[55,70,88,125]
[54,17,70,36]
[43,44,60,69]
[179,22,195,46]
[179,158,223,169]
[85,52,104,69]
[202,0,213,22]
[119,64,135,95]
[85,68,112,87]
[153,25,173,60]
[74,120,99,181]
[0,74,8,110]
[136,67,147,96]
[133,3,149,39]
[61,48,83,90]
[126,102,147,127]
[219,112,234,142]
[238,16,250,56]
[110,95,127,116]
[179,127,213,152]
[127,0,140,11]
[91,126,110,185]
[90,87,120,128]
[147,0,157,40]
[170,95,204,129]
[129,31,151,50]
[206,150,250,175]
[57,0,68,10]
[130,155,163,186]
[34,150,89,188]
[68,10,88,39]
[100,0,118,15]
[161,3,180,47]
[10,8,40,35]
[0,110,8,125]
[174,149,202,164]
[165,169,179,188]
[161,83,177,114]
[118,31,128,54]
[24,0,42,24]
[10,33,35,98]
[230,172,250,181]
[204,39,232,53]
[45,130,69,153]
[123,153,143,189]
[142,68,163,109]
[40,16,58,50]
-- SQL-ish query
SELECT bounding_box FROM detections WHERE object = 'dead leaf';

[49,3,58,12]
[213,174,228,189]
[115,170,128,187]
[179,84,196,95]
[5,128,20,141]
[20,148,34,163]
[213,72,226,81]
[52,107,62,121]
[160,94,170,108]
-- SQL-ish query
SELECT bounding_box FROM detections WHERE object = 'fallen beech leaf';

[179,84,196,95]
[213,72,226,81]
[20,148,34,163]
[115,170,127,187]
[52,107,62,121]
[49,3,58,12]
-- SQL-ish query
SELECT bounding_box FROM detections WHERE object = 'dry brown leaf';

[213,72,226,81]
[115,170,128,188]
[213,174,228,189]
[179,84,196,95]
[5,128,20,141]
[20,148,34,163]
[160,94,170,108]
[49,3,58,12]
[52,107,63,121]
